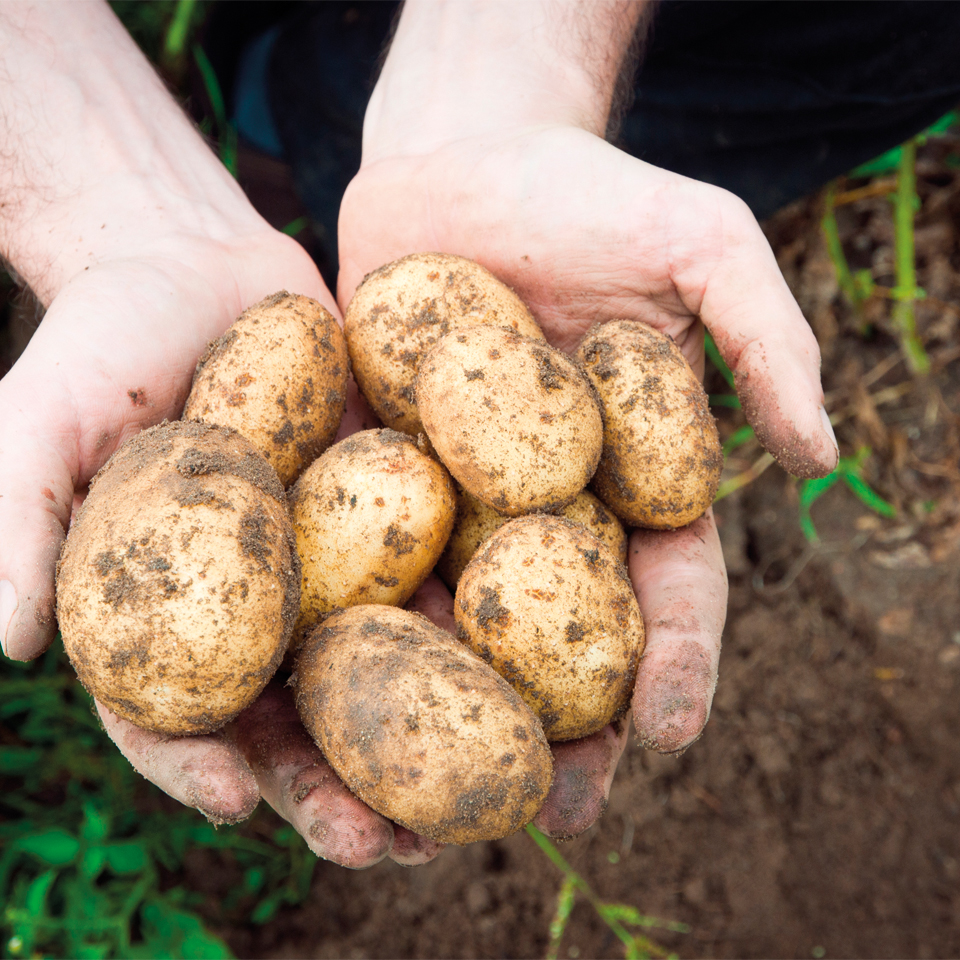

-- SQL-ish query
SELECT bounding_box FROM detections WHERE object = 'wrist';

[0,2,267,305]
[363,0,647,163]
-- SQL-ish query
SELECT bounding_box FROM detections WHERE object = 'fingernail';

[819,405,839,460]
[0,580,18,657]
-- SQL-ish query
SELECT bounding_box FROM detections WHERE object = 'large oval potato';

[436,486,628,590]
[289,429,456,645]
[455,515,644,742]
[344,253,544,436]
[295,605,553,844]
[575,320,723,529]
[57,421,300,735]
[184,291,348,487]
[416,326,603,516]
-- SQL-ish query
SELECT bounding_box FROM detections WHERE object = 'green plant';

[526,825,689,960]
[0,641,318,960]
[798,446,896,543]
[820,112,960,373]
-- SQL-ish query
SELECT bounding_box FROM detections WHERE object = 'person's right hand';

[0,0,446,869]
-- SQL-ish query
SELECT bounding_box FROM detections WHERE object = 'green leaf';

[281,216,309,237]
[139,900,234,959]
[850,145,903,178]
[15,829,80,866]
[25,869,57,915]
[0,746,43,774]
[76,943,113,960]
[798,473,841,543]
[80,847,108,880]
[841,473,897,518]
[799,473,841,509]
[243,867,266,895]
[708,394,742,409]
[251,891,284,925]
[722,425,755,456]
[81,802,110,843]
[104,841,149,876]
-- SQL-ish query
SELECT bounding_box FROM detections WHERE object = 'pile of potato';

[56,254,722,846]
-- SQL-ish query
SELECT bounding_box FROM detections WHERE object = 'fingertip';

[305,805,395,869]
[190,769,261,825]
[734,346,837,480]
[389,826,445,866]
[97,702,262,823]
[534,723,627,839]
[632,639,716,754]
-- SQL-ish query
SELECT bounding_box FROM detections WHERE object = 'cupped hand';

[337,124,838,837]
[0,227,444,866]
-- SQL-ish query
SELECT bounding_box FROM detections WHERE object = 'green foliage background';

[0,642,317,960]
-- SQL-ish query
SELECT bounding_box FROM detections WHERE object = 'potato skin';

[295,605,553,845]
[575,320,723,529]
[416,326,603,516]
[56,421,300,735]
[455,515,644,742]
[436,487,628,590]
[289,429,456,646]
[184,291,348,487]
[344,253,544,436]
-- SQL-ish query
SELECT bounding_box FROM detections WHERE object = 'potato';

[56,421,300,735]
[184,291,348,487]
[289,429,456,645]
[575,320,723,529]
[455,515,644,742]
[294,605,553,844]
[436,486,628,590]
[416,326,603,516]
[344,252,545,436]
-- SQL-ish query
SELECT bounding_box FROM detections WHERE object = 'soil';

[5,135,960,959]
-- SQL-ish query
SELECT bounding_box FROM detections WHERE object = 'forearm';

[363,0,650,161]
[0,1,262,305]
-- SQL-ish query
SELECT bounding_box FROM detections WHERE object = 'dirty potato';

[455,515,644,742]
[416,326,603,516]
[436,487,628,590]
[56,421,300,735]
[294,605,553,844]
[289,429,456,645]
[344,253,544,436]
[575,320,723,529]
[184,291,348,486]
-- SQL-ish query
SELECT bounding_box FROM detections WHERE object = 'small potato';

[344,252,544,436]
[295,605,553,845]
[576,320,723,529]
[289,429,456,645]
[184,291,348,486]
[455,515,644,742]
[56,421,300,735]
[416,326,603,516]
[436,487,628,590]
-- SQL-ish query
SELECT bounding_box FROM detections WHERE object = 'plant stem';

[526,825,638,954]
[714,452,775,501]
[892,139,930,375]
[821,183,862,320]
[163,0,199,60]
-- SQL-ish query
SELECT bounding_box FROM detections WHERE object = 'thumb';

[0,371,73,660]
[682,191,839,479]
